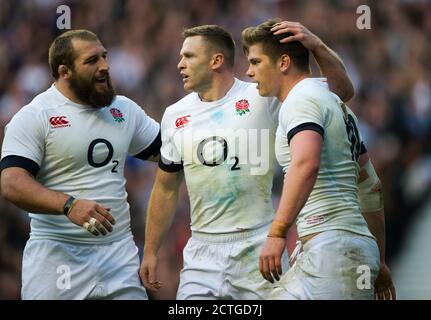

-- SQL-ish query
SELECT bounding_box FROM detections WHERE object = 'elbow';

[1,180,14,202]
[1,175,19,203]
[339,82,355,102]
[290,160,320,180]
[305,164,320,180]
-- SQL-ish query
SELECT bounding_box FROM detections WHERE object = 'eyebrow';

[180,51,194,57]
[83,50,108,63]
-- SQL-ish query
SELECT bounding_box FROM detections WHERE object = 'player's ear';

[279,54,290,73]
[58,65,71,79]
[211,53,224,70]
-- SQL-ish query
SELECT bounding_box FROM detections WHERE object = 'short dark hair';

[48,29,100,79]
[183,25,235,70]
[242,18,309,72]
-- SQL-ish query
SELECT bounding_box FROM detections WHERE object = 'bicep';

[1,166,36,197]
[289,130,323,166]
[1,166,33,182]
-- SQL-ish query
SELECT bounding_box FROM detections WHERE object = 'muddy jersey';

[160,78,280,233]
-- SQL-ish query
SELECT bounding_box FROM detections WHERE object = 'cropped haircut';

[242,18,309,72]
[48,29,99,79]
[183,25,235,69]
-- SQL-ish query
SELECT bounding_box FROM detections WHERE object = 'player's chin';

[183,82,194,91]
[257,87,269,97]
[94,84,111,95]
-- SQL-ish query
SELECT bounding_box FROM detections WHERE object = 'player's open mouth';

[95,78,107,85]
[181,73,189,82]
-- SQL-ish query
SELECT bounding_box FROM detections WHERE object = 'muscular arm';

[363,209,386,263]
[357,152,396,299]
[311,43,354,102]
[272,21,354,102]
[260,130,322,283]
[358,152,385,262]
[1,167,115,235]
[275,130,322,229]
[144,168,183,255]
[141,168,183,290]
[1,167,68,214]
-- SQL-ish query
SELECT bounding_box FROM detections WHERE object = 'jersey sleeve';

[159,109,183,172]
[128,102,161,158]
[1,106,46,172]
[279,94,325,144]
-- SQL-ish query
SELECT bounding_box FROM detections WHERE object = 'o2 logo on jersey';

[87,138,120,173]
[175,115,191,128]
[197,136,227,166]
[49,116,70,128]
[197,136,240,171]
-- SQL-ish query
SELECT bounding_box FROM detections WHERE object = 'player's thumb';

[139,265,150,286]
[147,263,157,284]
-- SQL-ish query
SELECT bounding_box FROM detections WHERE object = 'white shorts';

[270,230,380,300]
[21,235,148,300]
[177,224,289,300]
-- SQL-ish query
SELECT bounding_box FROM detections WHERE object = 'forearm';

[312,42,354,102]
[275,163,318,230]
[1,167,68,214]
[363,209,386,263]
[357,157,386,262]
[144,172,181,255]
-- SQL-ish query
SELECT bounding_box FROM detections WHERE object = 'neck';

[278,71,311,102]
[55,79,85,105]
[198,73,235,102]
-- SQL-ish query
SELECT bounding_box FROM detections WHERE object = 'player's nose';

[177,58,185,70]
[99,57,109,72]
[246,65,254,78]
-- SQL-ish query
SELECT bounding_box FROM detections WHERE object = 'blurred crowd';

[0,0,430,299]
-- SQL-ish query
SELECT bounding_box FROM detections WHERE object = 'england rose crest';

[235,99,250,116]
[110,108,125,123]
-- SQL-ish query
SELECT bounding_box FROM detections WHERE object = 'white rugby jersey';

[275,78,373,239]
[1,84,160,244]
[160,78,280,233]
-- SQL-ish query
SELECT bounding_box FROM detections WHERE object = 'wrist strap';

[63,196,76,216]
